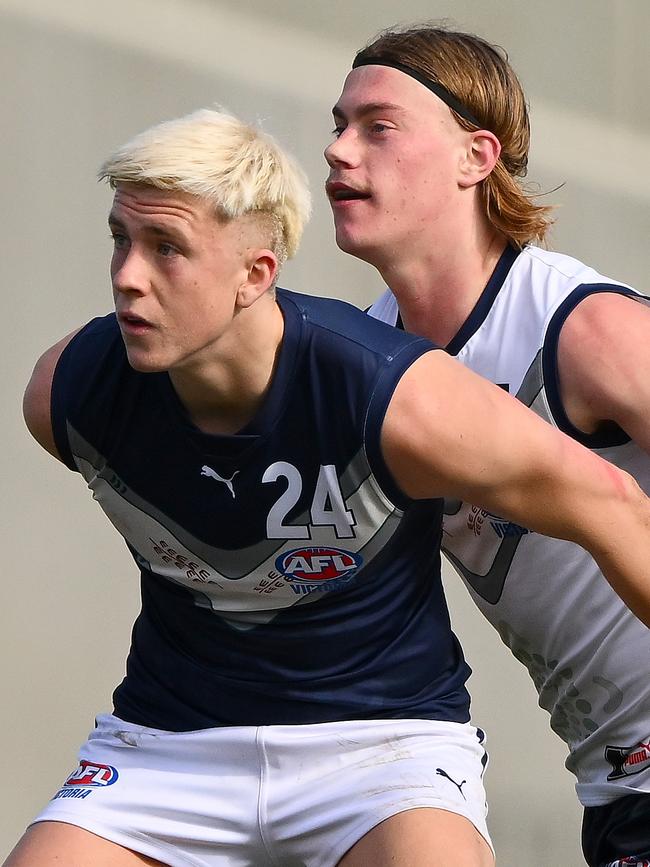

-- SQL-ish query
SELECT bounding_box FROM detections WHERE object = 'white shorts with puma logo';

[32,714,492,866]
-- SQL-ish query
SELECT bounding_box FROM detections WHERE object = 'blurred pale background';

[1,0,648,863]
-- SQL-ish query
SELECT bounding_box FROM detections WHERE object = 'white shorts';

[33,714,492,867]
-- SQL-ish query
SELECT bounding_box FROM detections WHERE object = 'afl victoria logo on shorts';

[276,546,362,591]
[52,760,119,801]
[64,760,119,787]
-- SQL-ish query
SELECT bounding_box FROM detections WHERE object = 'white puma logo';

[200,465,239,499]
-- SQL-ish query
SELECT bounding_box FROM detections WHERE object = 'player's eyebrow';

[108,213,125,229]
[332,102,406,122]
[107,213,186,241]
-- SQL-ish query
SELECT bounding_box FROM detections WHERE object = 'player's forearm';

[475,442,650,627]
[574,470,650,627]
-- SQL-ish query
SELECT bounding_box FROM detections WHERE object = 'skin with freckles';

[325,66,470,270]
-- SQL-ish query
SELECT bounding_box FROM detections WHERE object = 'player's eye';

[110,232,129,250]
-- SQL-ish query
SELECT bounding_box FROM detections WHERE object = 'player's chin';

[334,229,381,265]
[124,349,168,374]
[333,225,370,256]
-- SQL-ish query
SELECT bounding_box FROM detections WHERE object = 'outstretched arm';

[23,330,81,462]
[381,350,650,624]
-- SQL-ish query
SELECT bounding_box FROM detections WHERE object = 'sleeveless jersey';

[368,245,650,806]
[51,288,472,731]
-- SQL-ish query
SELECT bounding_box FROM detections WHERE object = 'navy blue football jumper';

[51,288,471,731]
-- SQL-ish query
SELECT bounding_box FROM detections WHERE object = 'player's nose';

[324,128,360,169]
[111,249,151,297]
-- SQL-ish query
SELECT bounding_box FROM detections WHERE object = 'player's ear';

[458,130,501,188]
[236,249,279,308]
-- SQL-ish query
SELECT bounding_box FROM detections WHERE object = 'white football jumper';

[368,245,650,806]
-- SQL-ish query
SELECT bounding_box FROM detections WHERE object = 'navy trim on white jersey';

[542,283,641,448]
[446,245,521,355]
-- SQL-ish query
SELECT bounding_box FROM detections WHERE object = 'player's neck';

[169,297,285,436]
[378,229,509,349]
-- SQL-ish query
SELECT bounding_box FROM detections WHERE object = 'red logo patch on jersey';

[606,740,650,780]
[276,547,362,584]
[64,760,119,787]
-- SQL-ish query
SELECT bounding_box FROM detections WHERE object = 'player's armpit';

[23,329,81,461]
[558,292,650,453]
[381,350,650,625]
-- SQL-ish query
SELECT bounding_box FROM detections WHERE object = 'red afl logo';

[276,547,362,583]
[64,760,119,787]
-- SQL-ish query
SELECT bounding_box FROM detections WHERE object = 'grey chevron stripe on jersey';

[440,353,542,604]
[68,424,405,617]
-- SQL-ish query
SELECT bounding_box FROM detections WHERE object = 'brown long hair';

[355,24,554,247]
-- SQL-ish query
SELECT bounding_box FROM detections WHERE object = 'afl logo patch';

[64,760,119,787]
[276,547,362,584]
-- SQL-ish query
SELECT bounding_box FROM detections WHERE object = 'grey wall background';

[1,0,648,863]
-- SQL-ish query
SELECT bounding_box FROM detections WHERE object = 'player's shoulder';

[56,312,122,373]
[53,312,128,413]
[519,246,626,289]
[277,287,434,358]
[67,312,120,348]
[24,315,120,462]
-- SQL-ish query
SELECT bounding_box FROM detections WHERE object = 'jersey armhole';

[50,323,99,471]
[363,341,441,507]
[541,284,644,448]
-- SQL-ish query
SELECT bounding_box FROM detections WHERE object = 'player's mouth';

[326,181,371,205]
[118,311,154,334]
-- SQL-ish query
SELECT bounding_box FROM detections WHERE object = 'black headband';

[352,55,483,129]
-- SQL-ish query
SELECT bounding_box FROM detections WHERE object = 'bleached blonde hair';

[98,107,311,264]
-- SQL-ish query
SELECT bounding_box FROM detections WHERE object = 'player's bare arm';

[381,349,650,625]
[557,293,650,453]
[23,329,81,462]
